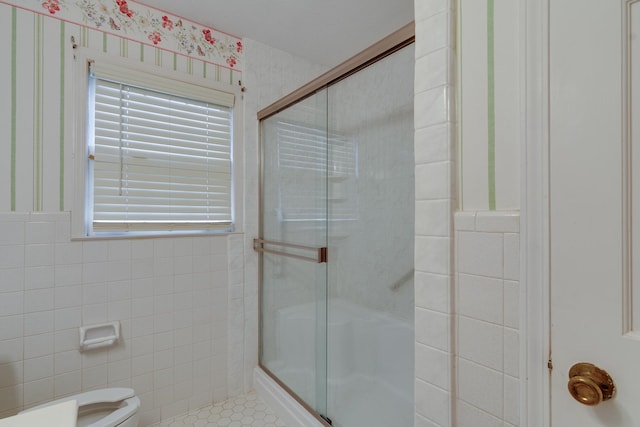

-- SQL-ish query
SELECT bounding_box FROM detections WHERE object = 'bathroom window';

[73,54,241,237]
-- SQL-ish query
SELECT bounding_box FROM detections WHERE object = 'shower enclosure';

[256,29,414,427]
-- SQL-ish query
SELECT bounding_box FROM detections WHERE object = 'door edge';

[521,0,551,425]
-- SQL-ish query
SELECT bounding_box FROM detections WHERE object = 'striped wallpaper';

[0,3,238,213]
[458,0,521,211]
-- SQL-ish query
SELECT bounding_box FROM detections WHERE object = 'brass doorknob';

[567,362,615,406]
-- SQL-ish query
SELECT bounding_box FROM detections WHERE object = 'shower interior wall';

[327,49,415,320]
[258,45,415,331]
[257,42,415,427]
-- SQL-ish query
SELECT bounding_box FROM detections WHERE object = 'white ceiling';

[141,0,414,67]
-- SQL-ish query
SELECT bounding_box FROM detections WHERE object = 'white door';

[550,0,640,425]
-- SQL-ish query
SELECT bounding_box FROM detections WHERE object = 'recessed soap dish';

[79,321,120,351]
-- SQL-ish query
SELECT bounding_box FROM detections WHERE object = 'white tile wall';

[415,6,520,427]
[414,1,456,426]
[0,211,238,426]
[455,211,521,426]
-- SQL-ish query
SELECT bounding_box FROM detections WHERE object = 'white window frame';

[71,50,243,238]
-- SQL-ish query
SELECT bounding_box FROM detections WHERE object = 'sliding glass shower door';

[325,44,415,427]
[259,90,329,418]
[259,43,414,427]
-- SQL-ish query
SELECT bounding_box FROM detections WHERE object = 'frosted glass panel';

[260,90,328,415]
[326,44,415,427]
[259,43,414,427]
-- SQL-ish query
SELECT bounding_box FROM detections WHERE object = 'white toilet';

[21,388,140,427]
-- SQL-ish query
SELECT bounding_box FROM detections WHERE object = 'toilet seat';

[21,388,140,427]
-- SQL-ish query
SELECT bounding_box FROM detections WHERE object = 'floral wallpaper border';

[4,0,243,71]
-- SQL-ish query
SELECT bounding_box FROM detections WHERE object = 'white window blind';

[88,63,234,233]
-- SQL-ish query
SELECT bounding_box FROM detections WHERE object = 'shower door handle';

[253,238,328,263]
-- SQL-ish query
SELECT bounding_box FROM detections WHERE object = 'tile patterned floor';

[158,391,286,427]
